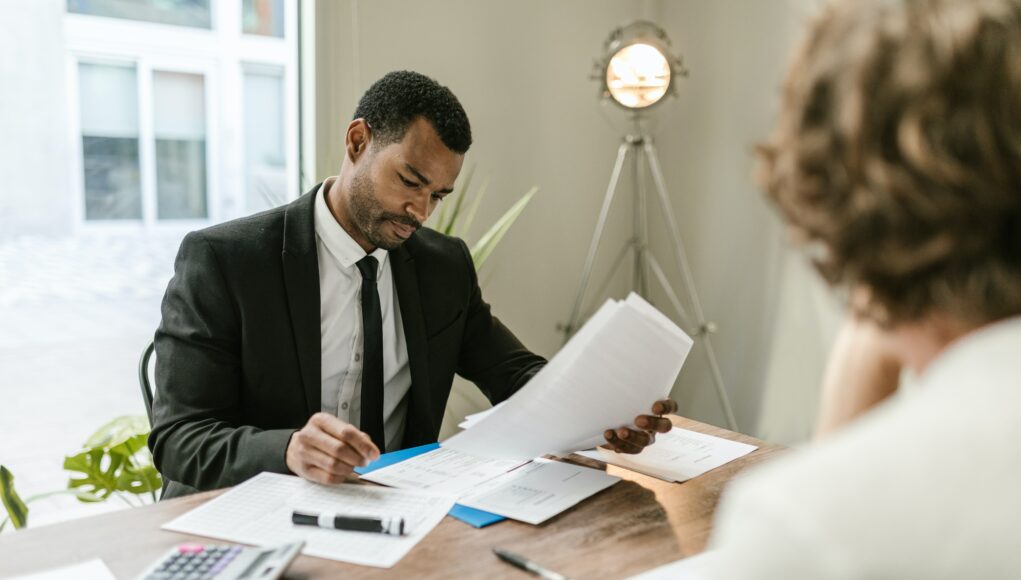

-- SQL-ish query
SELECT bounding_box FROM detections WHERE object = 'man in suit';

[150,70,675,499]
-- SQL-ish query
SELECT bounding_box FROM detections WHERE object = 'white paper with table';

[443,293,694,460]
[360,446,528,496]
[362,448,620,524]
[162,472,455,568]
[456,458,619,524]
[577,428,758,482]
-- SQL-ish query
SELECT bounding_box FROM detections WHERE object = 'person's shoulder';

[712,378,1021,577]
[193,205,288,244]
[179,205,291,262]
[726,394,945,506]
[720,376,1021,530]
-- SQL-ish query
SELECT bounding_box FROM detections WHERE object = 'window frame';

[64,0,298,233]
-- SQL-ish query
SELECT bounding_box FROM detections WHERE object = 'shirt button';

[341,402,349,411]
[354,354,361,362]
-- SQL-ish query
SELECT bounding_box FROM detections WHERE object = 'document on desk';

[11,559,116,580]
[162,472,455,568]
[444,293,693,460]
[457,458,620,525]
[361,448,617,524]
[576,428,758,482]
[360,446,529,496]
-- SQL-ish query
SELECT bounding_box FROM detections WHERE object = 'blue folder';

[355,442,507,528]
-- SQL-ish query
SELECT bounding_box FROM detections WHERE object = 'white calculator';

[136,542,303,580]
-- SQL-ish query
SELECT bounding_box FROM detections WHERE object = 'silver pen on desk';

[493,548,568,580]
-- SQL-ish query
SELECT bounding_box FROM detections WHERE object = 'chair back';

[138,340,155,425]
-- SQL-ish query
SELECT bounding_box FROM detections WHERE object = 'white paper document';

[457,403,501,429]
[162,472,456,568]
[577,428,757,482]
[360,446,528,496]
[457,458,620,525]
[11,559,116,580]
[444,293,694,460]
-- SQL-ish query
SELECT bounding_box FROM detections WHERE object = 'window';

[153,71,208,219]
[65,0,298,228]
[67,0,212,29]
[78,62,142,220]
[243,66,287,213]
[0,0,301,529]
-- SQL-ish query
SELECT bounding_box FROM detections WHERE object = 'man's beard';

[348,169,421,251]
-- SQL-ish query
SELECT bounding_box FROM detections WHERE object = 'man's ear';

[346,119,371,162]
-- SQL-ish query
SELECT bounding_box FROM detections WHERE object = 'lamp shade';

[598,21,684,110]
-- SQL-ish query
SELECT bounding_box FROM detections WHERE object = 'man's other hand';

[602,398,678,454]
[285,413,381,484]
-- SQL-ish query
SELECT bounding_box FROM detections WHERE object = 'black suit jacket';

[149,187,546,499]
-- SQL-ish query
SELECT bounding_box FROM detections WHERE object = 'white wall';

[650,0,843,442]
[0,0,72,239]
[313,0,841,444]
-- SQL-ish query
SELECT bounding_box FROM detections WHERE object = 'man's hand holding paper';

[443,293,694,460]
[603,398,679,454]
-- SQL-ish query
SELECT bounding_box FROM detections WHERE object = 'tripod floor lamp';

[561,21,739,431]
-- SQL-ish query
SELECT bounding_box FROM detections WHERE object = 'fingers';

[634,414,673,433]
[652,398,679,416]
[306,429,373,468]
[286,414,382,484]
[312,413,380,463]
[304,464,354,486]
[603,427,652,454]
[302,447,358,483]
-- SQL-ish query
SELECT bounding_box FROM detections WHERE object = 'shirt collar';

[918,315,1021,391]
[314,181,389,274]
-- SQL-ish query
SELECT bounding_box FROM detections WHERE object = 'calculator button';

[178,544,205,554]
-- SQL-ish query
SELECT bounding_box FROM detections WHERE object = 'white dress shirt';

[700,316,1021,579]
[314,183,411,452]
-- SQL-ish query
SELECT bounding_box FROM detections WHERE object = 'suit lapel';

[282,186,322,417]
[391,241,434,445]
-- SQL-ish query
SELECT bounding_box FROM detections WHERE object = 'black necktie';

[356,255,386,451]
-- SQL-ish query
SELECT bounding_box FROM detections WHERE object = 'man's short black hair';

[353,70,472,154]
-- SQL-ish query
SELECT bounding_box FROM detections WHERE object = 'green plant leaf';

[458,177,490,238]
[64,448,121,502]
[65,415,162,502]
[437,165,474,235]
[0,465,29,530]
[471,186,539,269]
[84,416,150,451]
[443,167,474,236]
[117,463,162,496]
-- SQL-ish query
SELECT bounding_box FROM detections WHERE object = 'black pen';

[493,548,568,580]
[292,510,405,536]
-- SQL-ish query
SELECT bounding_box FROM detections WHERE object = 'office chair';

[138,340,155,426]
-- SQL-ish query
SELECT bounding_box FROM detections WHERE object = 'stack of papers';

[362,447,619,525]
[577,428,758,482]
[354,443,508,528]
[444,293,694,460]
[163,473,455,569]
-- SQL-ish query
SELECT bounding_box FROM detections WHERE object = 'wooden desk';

[0,417,784,579]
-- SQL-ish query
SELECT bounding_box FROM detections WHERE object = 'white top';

[700,316,1021,579]
[314,183,411,452]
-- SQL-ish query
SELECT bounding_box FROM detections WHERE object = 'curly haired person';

[687,0,1021,578]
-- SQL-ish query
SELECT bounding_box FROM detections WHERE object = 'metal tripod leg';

[642,140,739,431]
[564,141,631,337]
